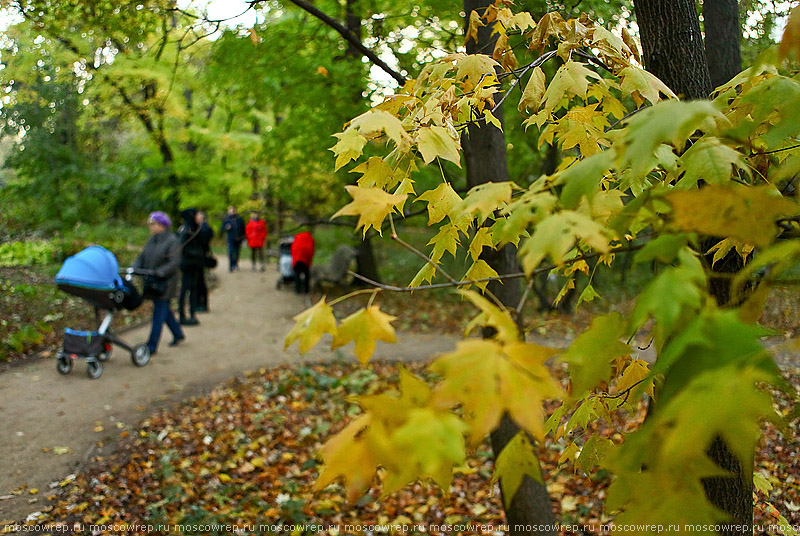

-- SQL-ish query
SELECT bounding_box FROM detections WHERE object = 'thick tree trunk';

[463,0,557,534]
[703,0,742,89]
[634,0,713,99]
[634,3,752,534]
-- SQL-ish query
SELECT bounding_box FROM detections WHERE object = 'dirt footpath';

[0,263,458,522]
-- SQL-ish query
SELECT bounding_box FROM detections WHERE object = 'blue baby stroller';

[54,246,151,379]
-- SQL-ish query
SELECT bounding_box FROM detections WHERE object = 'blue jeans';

[147,300,184,353]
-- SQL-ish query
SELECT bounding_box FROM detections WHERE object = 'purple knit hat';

[148,211,171,227]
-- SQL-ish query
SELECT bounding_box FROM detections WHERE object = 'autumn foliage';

[285,5,800,531]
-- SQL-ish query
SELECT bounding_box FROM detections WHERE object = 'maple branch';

[748,143,800,157]
[388,215,459,285]
[280,0,407,86]
[492,50,558,115]
[347,245,645,293]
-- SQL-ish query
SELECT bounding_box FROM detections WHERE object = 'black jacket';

[179,209,205,270]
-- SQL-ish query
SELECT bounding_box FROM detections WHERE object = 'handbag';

[142,275,168,299]
[204,255,218,269]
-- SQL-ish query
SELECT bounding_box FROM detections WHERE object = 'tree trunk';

[463,0,557,533]
[634,3,751,534]
[355,237,381,284]
[634,0,713,99]
[703,0,742,89]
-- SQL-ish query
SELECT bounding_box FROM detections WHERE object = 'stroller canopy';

[55,246,124,291]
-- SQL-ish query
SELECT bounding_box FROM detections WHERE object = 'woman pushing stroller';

[133,211,185,354]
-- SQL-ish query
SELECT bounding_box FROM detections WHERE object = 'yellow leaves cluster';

[285,299,396,365]
[309,294,564,504]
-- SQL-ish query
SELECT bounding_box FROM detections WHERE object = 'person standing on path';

[245,212,268,271]
[195,210,214,312]
[133,211,185,354]
[178,208,204,326]
[291,230,315,294]
[220,205,246,272]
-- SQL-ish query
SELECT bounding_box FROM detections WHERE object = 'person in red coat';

[245,212,268,271]
[291,230,315,294]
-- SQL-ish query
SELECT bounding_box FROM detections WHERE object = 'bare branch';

[278,0,407,86]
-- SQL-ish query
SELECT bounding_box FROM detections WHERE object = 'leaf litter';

[9,359,799,535]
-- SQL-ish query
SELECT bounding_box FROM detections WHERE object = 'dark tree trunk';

[634,0,713,99]
[463,0,557,533]
[703,0,742,89]
[634,3,751,534]
[355,238,381,284]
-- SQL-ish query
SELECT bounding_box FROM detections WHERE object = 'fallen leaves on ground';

[13,360,800,535]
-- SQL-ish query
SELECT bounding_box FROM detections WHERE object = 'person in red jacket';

[291,230,315,294]
[245,212,268,271]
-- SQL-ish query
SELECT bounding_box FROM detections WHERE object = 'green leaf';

[621,100,723,179]
[493,432,543,509]
[577,436,615,474]
[391,408,467,492]
[560,313,630,398]
[558,150,614,209]
[576,283,600,308]
[677,138,749,188]
[634,234,691,265]
[519,211,610,275]
[630,248,705,348]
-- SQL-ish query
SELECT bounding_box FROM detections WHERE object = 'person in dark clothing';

[178,208,205,326]
[220,205,246,272]
[133,211,184,354]
[195,210,214,312]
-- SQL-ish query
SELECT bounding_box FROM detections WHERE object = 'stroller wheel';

[87,360,103,379]
[131,344,151,367]
[98,344,112,362]
[56,355,73,375]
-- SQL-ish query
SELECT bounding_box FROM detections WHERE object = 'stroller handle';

[123,267,156,278]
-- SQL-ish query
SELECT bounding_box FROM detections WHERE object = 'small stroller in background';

[276,236,295,289]
[54,246,151,379]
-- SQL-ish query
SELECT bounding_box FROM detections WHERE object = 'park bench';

[311,245,358,290]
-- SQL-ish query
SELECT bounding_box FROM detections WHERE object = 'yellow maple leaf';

[460,289,518,343]
[416,126,462,167]
[463,259,499,292]
[330,129,367,171]
[351,109,410,147]
[519,65,547,112]
[333,185,407,236]
[331,306,397,365]
[456,54,500,92]
[284,298,337,355]
[350,157,398,189]
[416,182,464,225]
[314,414,379,501]
[667,185,798,248]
